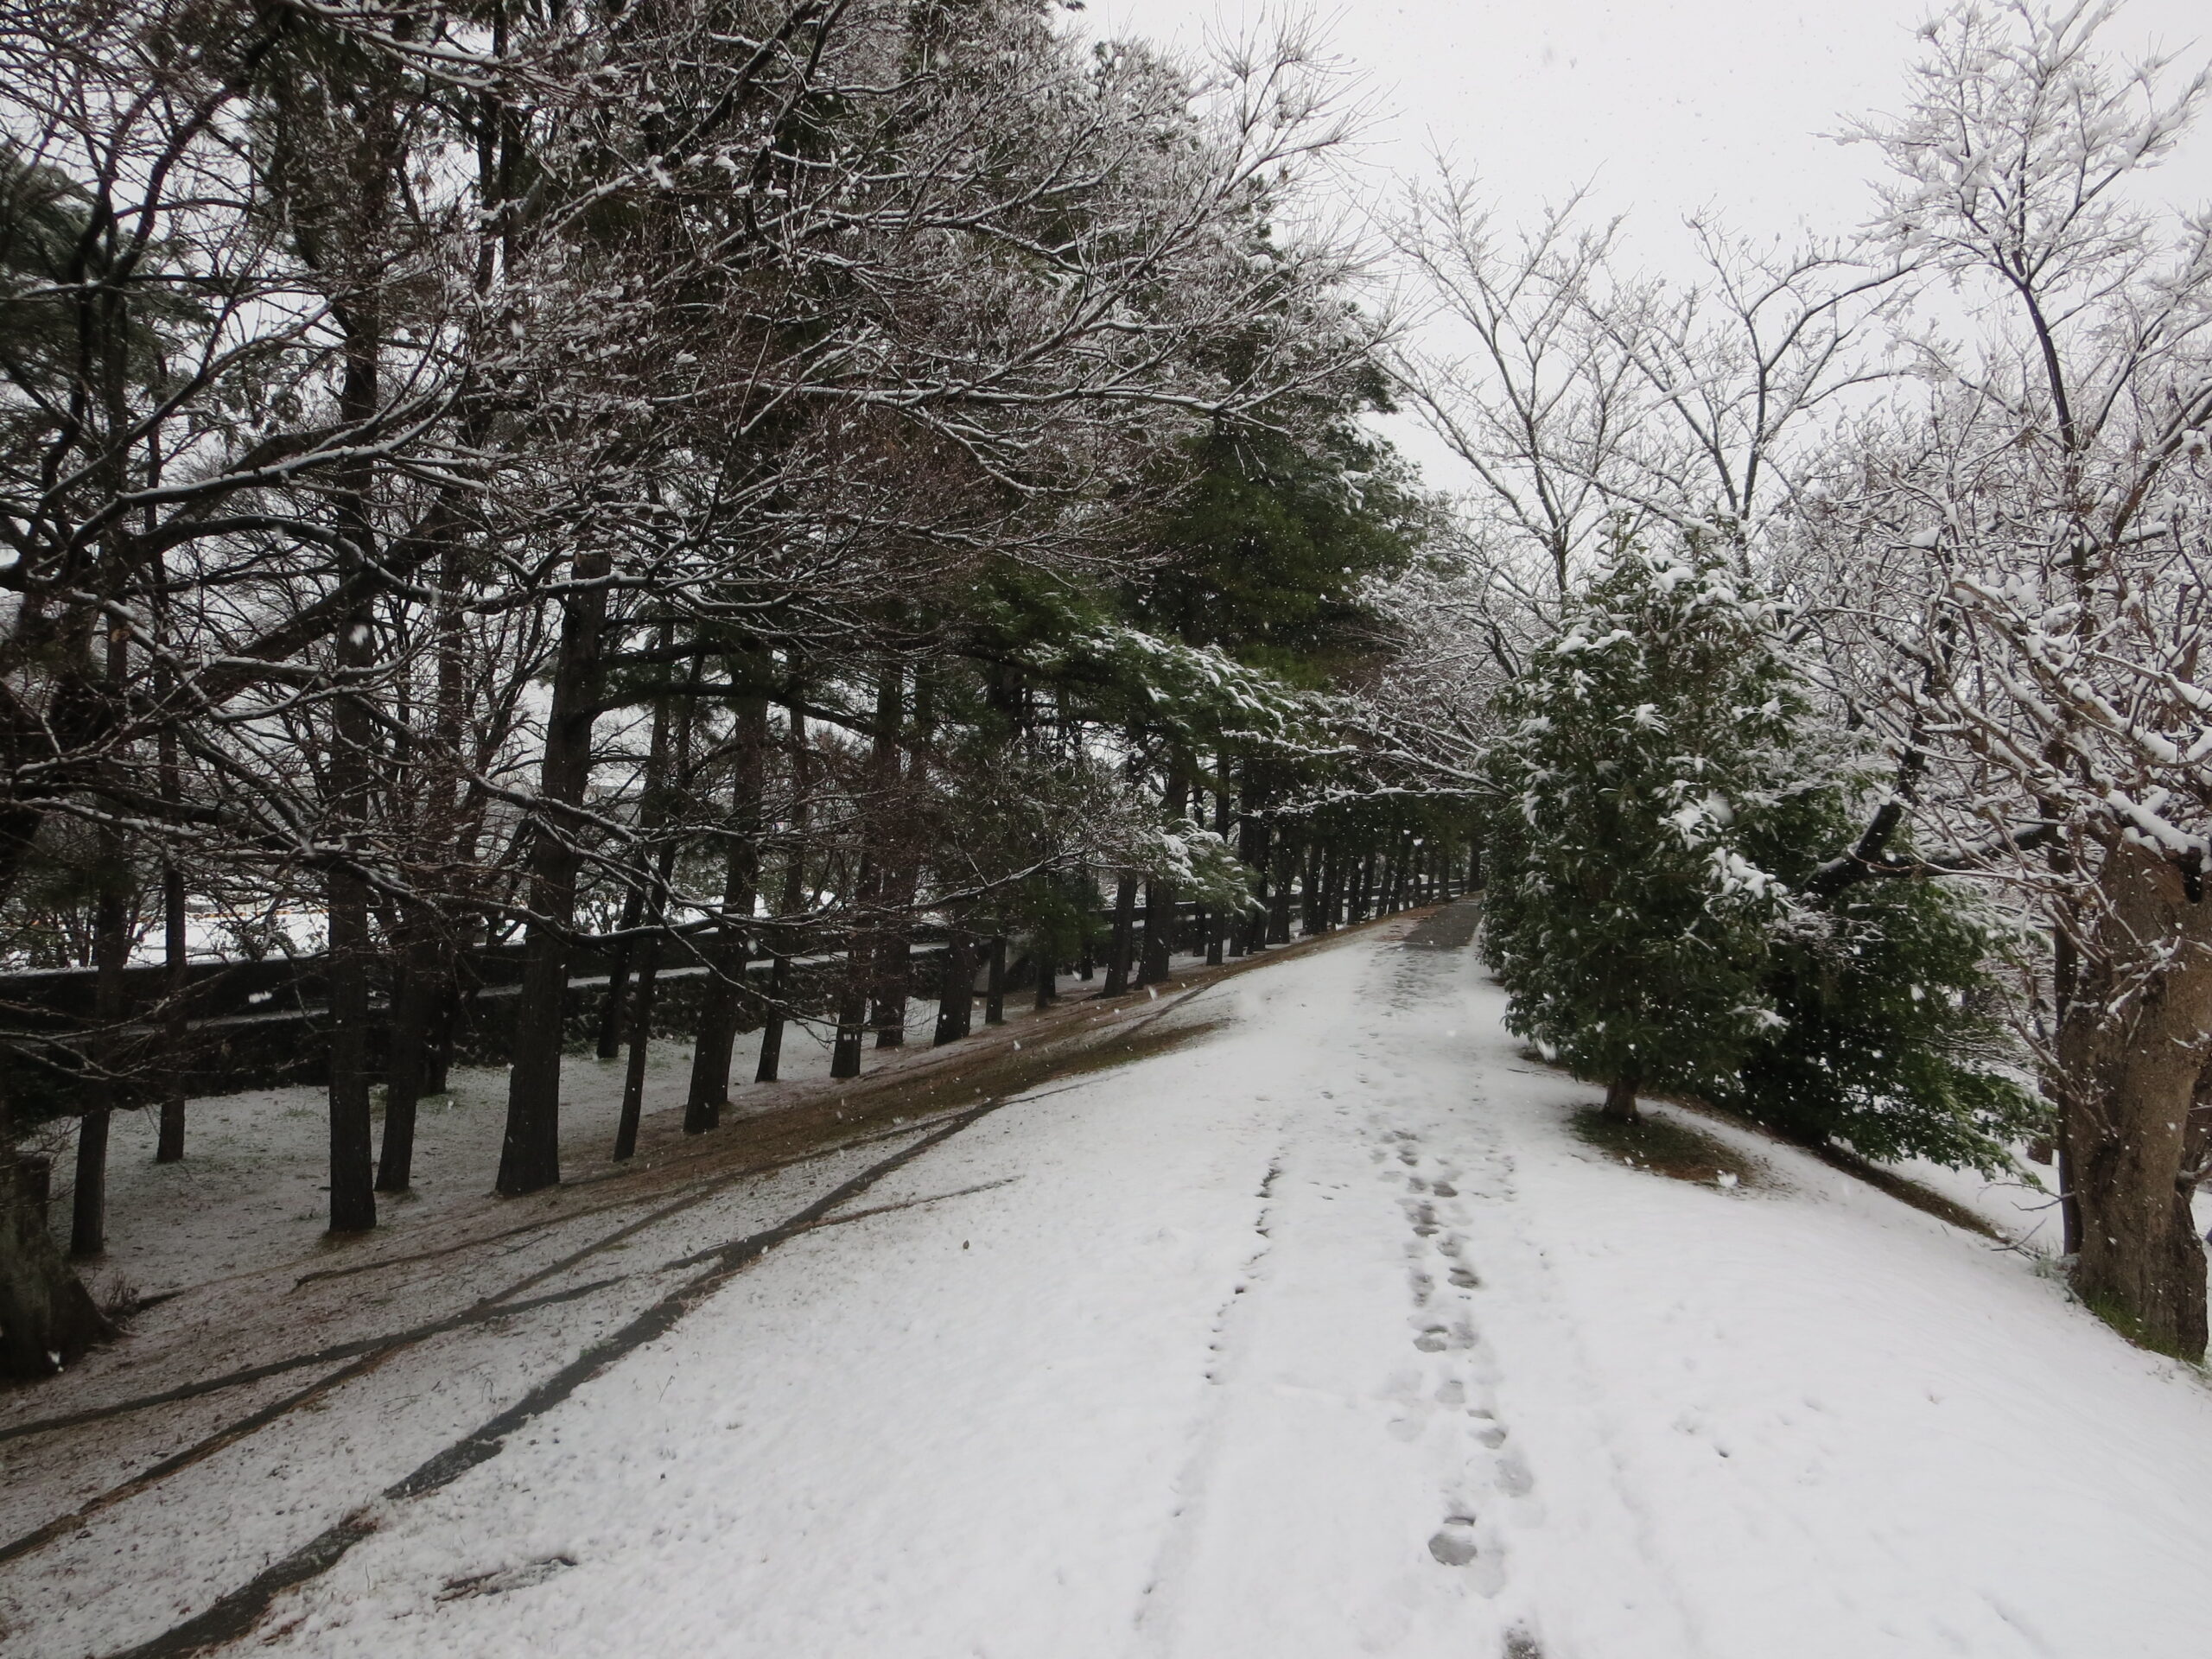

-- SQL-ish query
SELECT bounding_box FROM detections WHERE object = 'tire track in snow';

[97,1100,1009,1659]
[1131,1145,1288,1654]
[83,976,1245,1658]
[3,1001,1238,1595]
[0,1116,969,1572]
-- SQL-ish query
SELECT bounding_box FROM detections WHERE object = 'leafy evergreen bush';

[1479,543,2038,1167]
[1718,862,2041,1173]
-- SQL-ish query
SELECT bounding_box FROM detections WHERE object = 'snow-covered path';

[10,914,2212,1657]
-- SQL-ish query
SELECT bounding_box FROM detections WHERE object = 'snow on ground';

[46,990,953,1301]
[8,915,2212,1657]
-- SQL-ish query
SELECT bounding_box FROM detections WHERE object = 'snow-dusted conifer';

[1481,540,2039,1160]
[1479,543,1819,1120]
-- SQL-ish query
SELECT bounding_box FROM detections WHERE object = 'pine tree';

[1479,543,1813,1120]
[1481,541,2039,1166]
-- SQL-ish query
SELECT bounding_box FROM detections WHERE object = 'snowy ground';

[7,912,2212,1658]
[35,986,951,1303]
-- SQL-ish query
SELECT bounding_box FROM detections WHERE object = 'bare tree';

[1794,0,2212,1356]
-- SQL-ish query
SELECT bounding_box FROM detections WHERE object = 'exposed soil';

[1570,1106,1763,1190]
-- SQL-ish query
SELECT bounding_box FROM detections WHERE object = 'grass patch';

[1798,1143,2005,1242]
[1571,1106,1760,1190]
[2079,1288,2204,1363]
[1519,1044,2019,1243]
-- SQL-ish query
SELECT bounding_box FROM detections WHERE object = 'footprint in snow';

[1427,1516,1481,1567]
[1413,1318,1476,1353]
[1495,1450,1536,1497]
[1427,1514,1509,1594]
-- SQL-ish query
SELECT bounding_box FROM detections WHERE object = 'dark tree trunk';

[321,99,397,1233]
[1078,863,1097,982]
[599,652,676,1070]
[2050,869,2086,1255]
[1301,838,1324,936]
[156,664,188,1162]
[322,542,376,1238]
[1241,812,1271,956]
[874,932,913,1048]
[1603,1074,1642,1123]
[612,932,662,1162]
[933,925,976,1046]
[1034,934,1058,1009]
[594,885,645,1062]
[1208,779,1230,965]
[685,660,769,1132]
[496,545,613,1197]
[375,919,437,1193]
[421,505,472,1113]
[613,816,685,1157]
[753,944,793,1082]
[72,830,131,1257]
[1240,772,1277,954]
[1269,836,1297,945]
[830,667,902,1082]
[156,861,188,1163]
[1141,762,1187,984]
[425,948,460,1098]
[324,861,377,1234]
[873,668,917,1048]
[984,937,1007,1026]
[2057,841,2212,1360]
[68,1107,110,1262]
[1103,877,1138,994]
[754,691,807,1084]
[830,940,870,1080]
[2,1139,111,1379]
[1138,879,1169,986]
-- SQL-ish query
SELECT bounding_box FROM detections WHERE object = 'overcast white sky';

[1072,0,2212,487]
[1080,0,2211,240]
